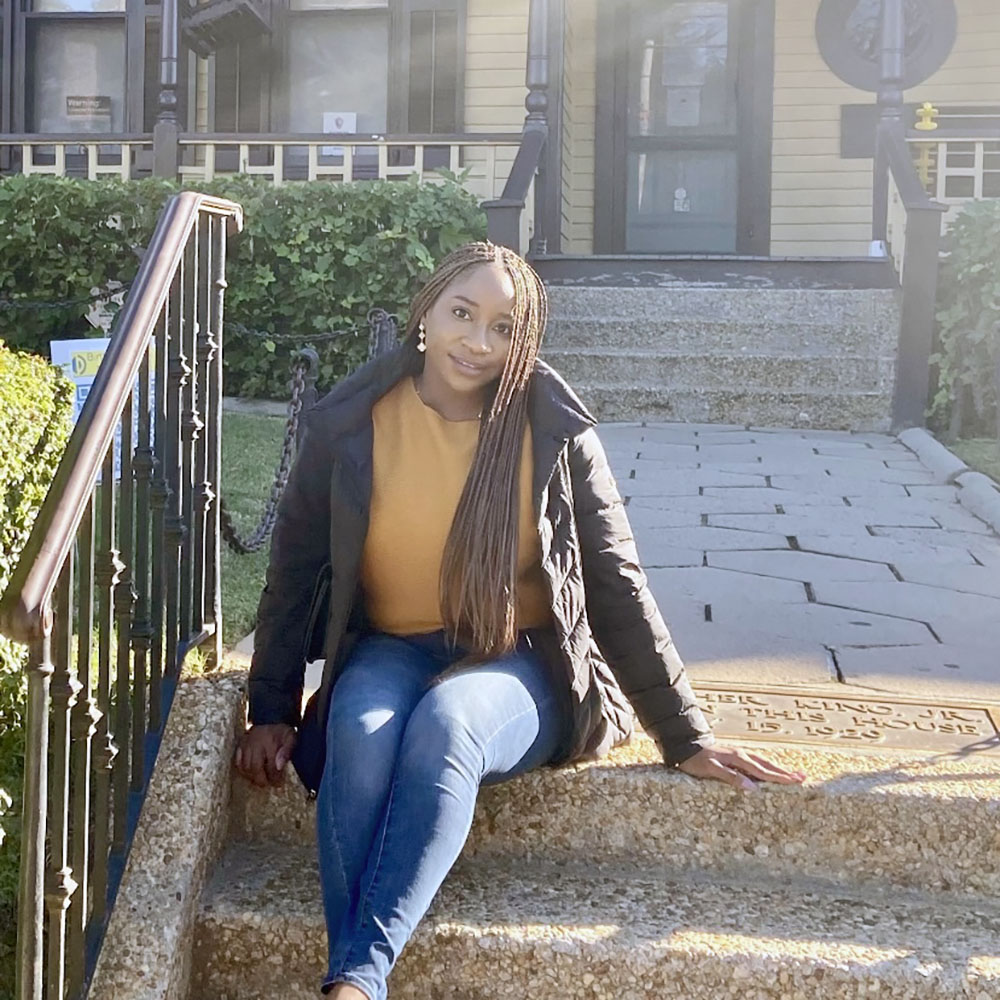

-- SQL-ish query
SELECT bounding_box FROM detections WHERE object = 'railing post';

[892,204,945,429]
[873,0,905,242]
[525,0,549,256]
[153,0,180,178]
[486,200,528,251]
[16,630,52,1000]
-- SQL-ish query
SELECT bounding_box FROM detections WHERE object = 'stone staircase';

[539,284,901,430]
[188,728,1000,999]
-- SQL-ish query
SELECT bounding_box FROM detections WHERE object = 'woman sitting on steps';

[235,241,805,1000]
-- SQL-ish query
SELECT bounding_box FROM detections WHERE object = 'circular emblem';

[815,0,958,92]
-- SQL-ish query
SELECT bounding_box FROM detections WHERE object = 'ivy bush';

[0,173,487,398]
[0,341,74,995]
[930,200,1000,441]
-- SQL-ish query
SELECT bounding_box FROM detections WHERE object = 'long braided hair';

[403,242,549,661]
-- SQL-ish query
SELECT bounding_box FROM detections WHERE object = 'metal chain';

[225,319,371,345]
[219,312,398,554]
[219,359,309,555]
[0,287,133,312]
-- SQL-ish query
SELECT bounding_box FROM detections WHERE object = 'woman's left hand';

[677,745,806,791]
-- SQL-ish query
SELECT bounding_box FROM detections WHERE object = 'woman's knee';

[396,691,484,782]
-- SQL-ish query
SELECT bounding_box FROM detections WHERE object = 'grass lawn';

[949,437,1000,484]
[220,409,289,647]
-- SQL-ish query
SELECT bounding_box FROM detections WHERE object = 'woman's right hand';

[235,723,298,787]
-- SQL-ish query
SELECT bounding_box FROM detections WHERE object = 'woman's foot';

[326,984,371,1000]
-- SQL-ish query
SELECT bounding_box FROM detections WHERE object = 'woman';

[236,242,804,1000]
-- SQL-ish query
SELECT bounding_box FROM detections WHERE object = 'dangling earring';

[417,321,427,353]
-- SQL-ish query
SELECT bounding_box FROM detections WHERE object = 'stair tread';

[195,845,1000,992]
[232,733,1000,896]
[540,346,884,359]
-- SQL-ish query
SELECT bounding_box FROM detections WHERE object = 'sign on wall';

[815,0,958,92]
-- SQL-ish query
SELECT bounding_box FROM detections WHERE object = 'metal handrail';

[0,192,242,645]
[0,189,242,1000]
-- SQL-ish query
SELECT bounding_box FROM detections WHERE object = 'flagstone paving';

[607,423,1000,702]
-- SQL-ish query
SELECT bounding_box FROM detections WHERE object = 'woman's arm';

[569,427,806,789]
[568,426,714,765]
[248,409,334,730]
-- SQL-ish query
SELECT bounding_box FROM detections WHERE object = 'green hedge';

[0,173,487,398]
[930,199,1000,440]
[0,341,74,996]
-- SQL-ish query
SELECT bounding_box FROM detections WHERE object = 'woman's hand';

[677,745,806,791]
[235,723,298,787]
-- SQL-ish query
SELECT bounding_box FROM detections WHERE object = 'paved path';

[235,423,1000,704]
[600,422,1000,703]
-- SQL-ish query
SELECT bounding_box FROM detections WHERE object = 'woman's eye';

[453,307,471,319]
[495,325,513,337]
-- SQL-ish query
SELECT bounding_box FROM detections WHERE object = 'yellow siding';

[195,58,209,133]
[772,0,1000,256]
[560,0,596,253]
[464,0,529,134]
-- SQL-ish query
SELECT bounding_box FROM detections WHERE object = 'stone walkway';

[235,422,1000,704]
[599,422,1000,703]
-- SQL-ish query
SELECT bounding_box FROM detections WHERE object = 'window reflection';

[276,11,389,134]
[32,0,126,11]
[630,2,732,134]
[28,20,126,132]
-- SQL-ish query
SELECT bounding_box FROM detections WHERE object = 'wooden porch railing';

[906,129,1000,226]
[0,191,243,1000]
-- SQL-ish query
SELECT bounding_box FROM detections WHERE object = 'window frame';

[9,0,188,134]
[389,0,465,135]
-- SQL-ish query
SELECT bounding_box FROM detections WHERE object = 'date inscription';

[693,685,1000,754]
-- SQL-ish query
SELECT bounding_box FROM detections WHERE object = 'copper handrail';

[0,191,241,643]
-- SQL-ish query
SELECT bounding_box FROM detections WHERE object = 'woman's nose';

[464,326,492,353]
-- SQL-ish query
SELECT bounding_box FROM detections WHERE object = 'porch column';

[525,0,550,255]
[153,0,180,178]
[873,0,906,241]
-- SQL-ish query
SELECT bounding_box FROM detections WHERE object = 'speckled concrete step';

[231,734,1000,898]
[190,846,1000,1000]
[558,383,893,429]
[540,347,892,394]
[540,285,899,429]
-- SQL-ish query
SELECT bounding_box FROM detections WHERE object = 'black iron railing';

[0,190,243,1000]
[875,121,948,430]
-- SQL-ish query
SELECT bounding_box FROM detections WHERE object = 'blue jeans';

[316,629,568,1000]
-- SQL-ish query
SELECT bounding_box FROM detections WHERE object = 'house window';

[408,7,458,133]
[27,17,126,131]
[213,35,267,132]
[278,2,390,134]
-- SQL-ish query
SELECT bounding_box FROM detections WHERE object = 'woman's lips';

[449,354,486,374]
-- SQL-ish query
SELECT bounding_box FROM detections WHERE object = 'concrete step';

[231,734,1000,899]
[560,384,894,430]
[544,316,894,356]
[191,845,1000,1000]
[544,286,899,351]
[539,347,893,394]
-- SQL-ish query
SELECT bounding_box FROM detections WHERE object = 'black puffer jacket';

[248,345,714,793]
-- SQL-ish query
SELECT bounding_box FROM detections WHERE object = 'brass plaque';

[693,683,1000,755]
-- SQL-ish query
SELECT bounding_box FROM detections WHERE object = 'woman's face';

[421,263,517,397]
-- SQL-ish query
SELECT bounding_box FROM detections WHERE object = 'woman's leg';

[316,633,441,988]
[324,636,568,1000]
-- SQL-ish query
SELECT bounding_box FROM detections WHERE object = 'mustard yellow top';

[361,376,551,635]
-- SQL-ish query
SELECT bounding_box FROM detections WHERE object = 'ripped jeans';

[316,629,569,1000]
